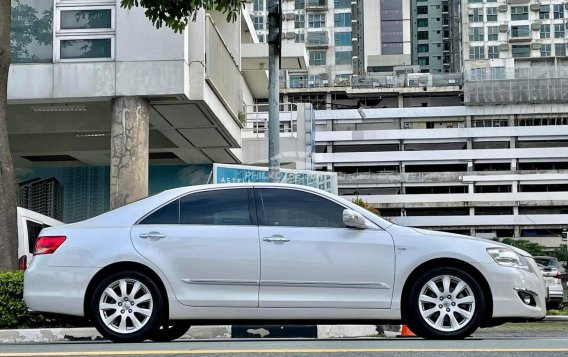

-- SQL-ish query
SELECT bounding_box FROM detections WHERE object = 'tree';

[500,238,546,257]
[0,0,17,272]
[352,197,380,216]
[552,244,568,271]
[120,0,245,33]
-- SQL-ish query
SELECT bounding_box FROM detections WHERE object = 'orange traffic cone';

[398,325,416,338]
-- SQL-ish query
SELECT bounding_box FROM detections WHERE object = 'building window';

[295,32,305,43]
[541,44,552,57]
[491,67,505,80]
[553,4,564,19]
[417,6,428,15]
[59,38,112,60]
[417,44,429,53]
[470,68,485,81]
[334,0,350,9]
[11,0,54,63]
[417,18,428,27]
[511,6,528,21]
[469,27,484,41]
[252,15,264,30]
[294,14,305,28]
[308,13,326,28]
[59,9,112,30]
[289,74,307,88]
[335,51,352,65]
[554,24,565,38]
[488,26,498,41]
[555,44,566,56]
[334,12,351,27]
[295,0,305,9]
[309,50,327,65]
[512,44,530,58]
[253,0,264,11]
[469,8,483,23]
[469,46,485,59]
[334,31,351,46]
[511,25,530,38]
[488,46,499,59]
[540,5,550,19]
[417,31,429,40]
[541,24,550,39]
[487,7,498,22]
[418,57,429,66]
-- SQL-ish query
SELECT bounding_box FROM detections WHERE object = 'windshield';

[534,257,559,268]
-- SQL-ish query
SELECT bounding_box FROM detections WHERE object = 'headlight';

[487,248,531,271]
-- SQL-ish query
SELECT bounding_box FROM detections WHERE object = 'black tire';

[90,270,165,343]
[404,267,485,339]
[150,321,191,342]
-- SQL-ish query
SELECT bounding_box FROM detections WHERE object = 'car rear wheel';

[150,321,192,342]
[405,267,485,339]
[90,271,164,343]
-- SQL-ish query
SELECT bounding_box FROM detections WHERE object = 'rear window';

[534,257,559,268]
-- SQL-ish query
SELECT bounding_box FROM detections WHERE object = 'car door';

[256,187,395,309]
[130,187,260,307]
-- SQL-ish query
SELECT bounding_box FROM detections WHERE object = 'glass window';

[511,25,530,38]
[179,189,252,226]
[541,44,552,57]
[554,24,565,38]
[253,0,264,11]
[417,44,429,53]
[487,7,498,22]
[469,27,484,41]
[309,50,327,65]
[512,44,530,58]
[417,6,428,15]
[334,0,350,8]
[252,15,264,30]
[308,13,326,28]
[294,14,305,28]
[258,188,346,228]
[335,50,352,65]
[555,44,566,56]
[469,46,485,59]
[417,18,428,27]
[540,5,550,19]
[295,0,305,9]
[418,56,429,66]
[10,0,54,63]
[417,31,429,40]
[334,12,351,27]
[139,200,179,225]
[60,38,112,59]
[511,6,528,21]
[488,26,498,41]
[541,24,550,39]
[295,32,305,43]
[469,8,483,23]
[488,46,499,59]
[554,4,564,19]
[289,74,307,88]
[60,9,112,30]
[334,31,351,46]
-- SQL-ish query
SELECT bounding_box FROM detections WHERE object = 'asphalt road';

[2,336,568,357]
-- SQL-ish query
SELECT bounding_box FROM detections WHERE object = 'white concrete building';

[313,103,568,246]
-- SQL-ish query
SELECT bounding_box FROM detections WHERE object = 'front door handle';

[263,235,291,243]
[139,232,167,240]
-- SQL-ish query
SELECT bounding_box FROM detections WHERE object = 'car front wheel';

[405,267,485,339]
[90,271,164,342]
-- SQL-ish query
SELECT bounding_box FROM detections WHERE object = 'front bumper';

[474,259,547,319]
[24,256,98,317]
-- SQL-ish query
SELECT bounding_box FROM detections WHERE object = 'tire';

[90,270,165,343]
[150,321,191,342]
[404,267,485,339]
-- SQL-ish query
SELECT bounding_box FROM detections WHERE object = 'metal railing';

[205,15,243,118]
[242,103,299,139]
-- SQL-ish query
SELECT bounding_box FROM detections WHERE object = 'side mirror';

[343,209,368,229]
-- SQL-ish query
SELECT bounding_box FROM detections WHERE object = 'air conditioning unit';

[499,43,509,51]
[531,42,542,50]
[284,13,295,20]
[499,24,509,32]
[285,32,295,39]
[530,4,541,12]
[498,5,508,12]
[531,22,541,31]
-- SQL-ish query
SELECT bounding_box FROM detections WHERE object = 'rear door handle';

[263,235,291,243]
[139,232,167,240]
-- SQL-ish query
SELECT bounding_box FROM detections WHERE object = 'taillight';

[555,272,562,279]
[34,236,66,255]
[18,255,27,271]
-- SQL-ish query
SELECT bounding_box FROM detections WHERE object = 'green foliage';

[0,272,71,328]
[120,0,246,33]
[500,238,546,257]
[552,244,568,271]
[352,197,380,215]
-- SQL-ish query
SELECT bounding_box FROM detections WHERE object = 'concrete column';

[467,161,474,172]
[469,207,475,216]
[468,183,474,193]
[512,180,518,193]
[509,114,515,127]
[398,95,404,108]
[110,96,150,209]
[511,159,517,171]
[470,227,476,237]
[466,115,472,128]
[510,137,516,149]
[514,226,521,238]
[326,93,332,110]
[467,140,473,150]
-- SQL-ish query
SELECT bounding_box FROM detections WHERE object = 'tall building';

[411,0,451,73]
[18,177,64,221]
[63,167,110,223]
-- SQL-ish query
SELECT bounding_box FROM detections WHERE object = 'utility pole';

[267,0,281,182]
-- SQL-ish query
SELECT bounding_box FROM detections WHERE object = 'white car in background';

[24,183,546,342]
[535,256,565,310]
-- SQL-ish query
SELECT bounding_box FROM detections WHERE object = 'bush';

[0,271,77,329]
